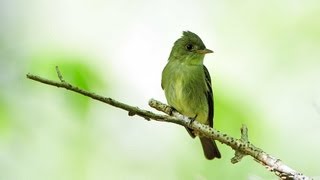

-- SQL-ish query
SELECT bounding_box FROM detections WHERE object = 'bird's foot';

[188,114,197,126]
[165,106,177,116]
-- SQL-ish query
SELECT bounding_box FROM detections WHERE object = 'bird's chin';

[184,55,204,65]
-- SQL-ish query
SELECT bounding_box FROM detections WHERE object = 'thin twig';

[55,65,65,82]
[26,67,312,180]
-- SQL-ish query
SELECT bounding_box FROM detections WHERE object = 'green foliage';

[214,79,265,142]
[0,96,11,137]
[2,0,318,178]
[29,51,107,121]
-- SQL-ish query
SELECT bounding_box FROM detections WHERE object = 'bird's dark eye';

[186,44,193,51]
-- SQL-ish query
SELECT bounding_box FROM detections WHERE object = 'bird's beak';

[196,48,214,54]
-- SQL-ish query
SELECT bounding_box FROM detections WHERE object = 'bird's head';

[168,31,213,65]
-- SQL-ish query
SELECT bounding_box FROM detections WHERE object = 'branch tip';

[240,124,249,142]
[55,66,65,82]
[231,151,246,164]
[230,124,250,164]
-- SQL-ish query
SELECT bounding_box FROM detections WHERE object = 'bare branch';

[26,67,312,180]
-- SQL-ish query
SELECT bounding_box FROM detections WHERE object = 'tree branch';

[26,67,311,180]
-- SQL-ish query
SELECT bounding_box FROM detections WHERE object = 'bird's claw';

[188,114,197,126]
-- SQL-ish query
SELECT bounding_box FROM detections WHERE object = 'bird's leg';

[168,106,177,116]
[189,114,198,126]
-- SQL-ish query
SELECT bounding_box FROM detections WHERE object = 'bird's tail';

[200,137,221,160]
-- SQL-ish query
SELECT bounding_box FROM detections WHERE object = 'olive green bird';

[161,31,221,159]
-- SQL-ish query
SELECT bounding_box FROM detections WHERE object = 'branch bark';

[26,67,311,180]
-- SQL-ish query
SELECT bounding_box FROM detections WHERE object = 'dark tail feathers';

[200,137,221,160]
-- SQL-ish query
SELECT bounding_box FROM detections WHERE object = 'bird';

[161,31,221,160]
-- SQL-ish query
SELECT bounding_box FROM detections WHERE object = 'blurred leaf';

[28,51,107,121]
[214,81,265,142]
[0,96,11,136]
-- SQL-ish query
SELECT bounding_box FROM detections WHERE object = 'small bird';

[161,31,221,160]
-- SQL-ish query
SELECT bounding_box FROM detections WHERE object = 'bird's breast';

[163,64,208,122]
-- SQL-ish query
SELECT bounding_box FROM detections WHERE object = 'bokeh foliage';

[1,0,319,179]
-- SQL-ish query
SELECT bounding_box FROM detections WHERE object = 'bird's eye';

[185,44,193,51]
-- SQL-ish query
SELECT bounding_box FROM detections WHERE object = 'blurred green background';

[1,0,320,179]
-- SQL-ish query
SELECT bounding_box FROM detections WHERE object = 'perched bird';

[161,31,221,159]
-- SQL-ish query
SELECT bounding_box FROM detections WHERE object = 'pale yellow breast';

[162,61,209,125]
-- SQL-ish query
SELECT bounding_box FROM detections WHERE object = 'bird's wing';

[203,65,214,127]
